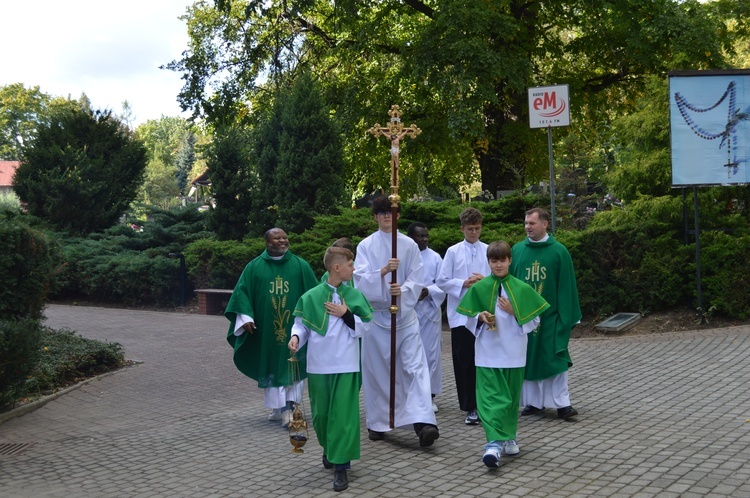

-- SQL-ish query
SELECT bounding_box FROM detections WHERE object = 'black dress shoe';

[521,405,543,416]
[557,406,578,420]
[322,454,333,469]
[368,429,385,441]
[418,424,440,447]
[333,469,348,492]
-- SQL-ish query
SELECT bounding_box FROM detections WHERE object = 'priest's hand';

[242,321,256,333]
[288,335,299,353]
[325,298,348,317]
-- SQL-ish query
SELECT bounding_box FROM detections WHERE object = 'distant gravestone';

[595,313,642,333]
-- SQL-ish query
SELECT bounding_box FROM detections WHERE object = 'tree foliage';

[204,126,256,240]
[175,132,197,194]
[606,76,673,202]
[0,84,51,160]
[134,116,205,209]
[167,0,749,200]
[273,73,346,232]
[13,107,148,234]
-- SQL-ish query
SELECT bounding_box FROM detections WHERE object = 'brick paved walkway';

[1,305,749,497]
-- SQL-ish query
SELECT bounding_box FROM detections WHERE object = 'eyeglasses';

[376,211,393,217]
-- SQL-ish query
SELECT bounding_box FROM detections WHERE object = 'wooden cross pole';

[368,105,421,429]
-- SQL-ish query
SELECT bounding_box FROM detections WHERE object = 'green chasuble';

[456,274,549,326]
[510,235,582,381]
[225,250,318,388]
[293,281,373,334]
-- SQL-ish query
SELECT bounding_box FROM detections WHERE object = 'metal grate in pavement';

[0,443,34,456]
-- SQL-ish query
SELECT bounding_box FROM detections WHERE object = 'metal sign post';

[528,84,571,231]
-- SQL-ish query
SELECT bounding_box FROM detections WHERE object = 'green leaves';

[13,107,148,235]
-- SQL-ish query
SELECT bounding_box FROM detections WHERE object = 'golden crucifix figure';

[368,104,421,428]
[368,105,422,209]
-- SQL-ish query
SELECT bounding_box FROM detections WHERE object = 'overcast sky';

[0,1,195,127]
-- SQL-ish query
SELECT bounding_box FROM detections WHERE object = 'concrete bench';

[194,288,234,315]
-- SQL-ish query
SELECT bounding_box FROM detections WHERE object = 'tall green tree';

[135,116,193,167]
[250,99,282,234]
[137,158,181,209]
[167,0,749,197]
[606,76,673,202]
[274,73,346,232]
[0,84,51,160]
[13,107,148,234]
[204,127,256,240]
[134,116,202,208]
[175,132,197,194]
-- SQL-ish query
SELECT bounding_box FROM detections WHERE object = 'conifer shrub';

[0,215,57,409]
[185,238,266,289]
[49,205,208,306]
[565,223,692,318]
[0,318,42,409]
[24,327,125,397]
[0,215,59,319]
[700,231,750,319]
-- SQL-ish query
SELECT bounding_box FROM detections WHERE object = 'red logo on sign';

[532,92,567,117]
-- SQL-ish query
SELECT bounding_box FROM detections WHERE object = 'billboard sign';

[528,84,570,128]
[669,70,750,186]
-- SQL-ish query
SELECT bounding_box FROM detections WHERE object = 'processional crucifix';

[368,105,421,428]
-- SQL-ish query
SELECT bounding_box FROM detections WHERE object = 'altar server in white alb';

[289,246,373,492]
[456,240,549,469]
[407,221,446,414]
[436,207,490,426]
[354,195,440,447]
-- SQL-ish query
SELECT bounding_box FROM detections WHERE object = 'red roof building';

[0,161,20,195]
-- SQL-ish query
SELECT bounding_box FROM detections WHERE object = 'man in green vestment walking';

[225,228,318,426]
[510,208,582,420]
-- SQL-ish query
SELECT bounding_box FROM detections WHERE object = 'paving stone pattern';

[1,305,749,497]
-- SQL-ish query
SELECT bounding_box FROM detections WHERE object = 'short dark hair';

[371,195,397,215]
[486,240,511,261]
[407,221,427,236]
[459,207,483,226]
[332,237,355,253]
[324,246,354,271]
[525,207,550,223]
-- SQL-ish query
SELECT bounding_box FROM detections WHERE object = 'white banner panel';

[669,70,750,186]
[528,84,570,129]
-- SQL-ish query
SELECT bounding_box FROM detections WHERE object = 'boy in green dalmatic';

[457,240,549,469]
[289,246,373,492]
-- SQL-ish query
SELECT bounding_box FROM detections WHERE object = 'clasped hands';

[477,296,514,327]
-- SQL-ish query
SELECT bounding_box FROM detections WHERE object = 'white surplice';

[437,240,490,328]
[415,247,446,395]
[354,230,437,432]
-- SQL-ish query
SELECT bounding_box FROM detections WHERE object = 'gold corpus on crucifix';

[368,105,421,429]
[368,105,422,216]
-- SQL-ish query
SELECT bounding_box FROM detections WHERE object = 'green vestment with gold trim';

[225,250,318,388]
[510,236,581,381]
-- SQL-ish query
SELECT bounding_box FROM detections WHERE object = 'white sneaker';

[482,447,501,468]
[281,409,293,428]
[268,408,282,421]
[503,439,520,456]
[432,402,439,413]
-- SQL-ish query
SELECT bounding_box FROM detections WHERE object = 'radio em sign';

[528,84,570,128]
